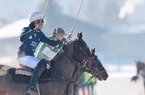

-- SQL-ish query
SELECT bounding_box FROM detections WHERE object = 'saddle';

[9,66,52,83]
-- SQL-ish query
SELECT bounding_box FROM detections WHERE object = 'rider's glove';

[67,33,72,41]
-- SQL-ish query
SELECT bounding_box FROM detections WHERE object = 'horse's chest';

[140,69,145,78]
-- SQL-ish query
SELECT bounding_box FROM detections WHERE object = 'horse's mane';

[52,40,74,62]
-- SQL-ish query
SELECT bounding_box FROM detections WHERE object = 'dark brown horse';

[0,33,108,95]
[131,60,145,94]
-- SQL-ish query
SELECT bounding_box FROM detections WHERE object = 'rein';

[53,40,96,83]
[65,40,95,82]
[80,75,94,88]
[67,44,95,87]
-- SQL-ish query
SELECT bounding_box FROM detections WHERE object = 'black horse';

[131,60,145,94]
[0,33,108,95]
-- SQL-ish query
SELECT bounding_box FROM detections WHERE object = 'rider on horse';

[17,11,63,94]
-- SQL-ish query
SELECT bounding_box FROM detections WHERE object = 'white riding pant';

[18,56,40,69]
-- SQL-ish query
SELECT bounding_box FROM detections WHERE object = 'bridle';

[62,39,99,95]
[52,40,97,81]
[71,40,96,73]
[64,55,96,94]
[60,40,98,80]
[66,56,97,89]
[66,40,97,83]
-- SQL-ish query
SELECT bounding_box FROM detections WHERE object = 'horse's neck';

[71,68,84,82]
[52,51,76,79]
[52,45,83,81]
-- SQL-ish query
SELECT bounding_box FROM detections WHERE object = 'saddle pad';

[9,68,52,83]
[15,68,33,76]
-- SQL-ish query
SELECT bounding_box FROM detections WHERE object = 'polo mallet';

[68,0,85,38]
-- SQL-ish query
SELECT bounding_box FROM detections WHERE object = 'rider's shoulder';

[21,26,32,33]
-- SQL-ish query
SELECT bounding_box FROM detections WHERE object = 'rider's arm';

[39,32,62,46]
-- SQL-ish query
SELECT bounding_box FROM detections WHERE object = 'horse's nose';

[103,73,109,80]
[99,71,109,80]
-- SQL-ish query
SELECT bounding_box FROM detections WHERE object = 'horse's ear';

[135,60,141,65]
[135,59,140,63]
[77,32,83,40]
[91,48,95,55]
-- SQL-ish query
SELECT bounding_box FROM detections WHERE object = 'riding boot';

[24,59,48,95]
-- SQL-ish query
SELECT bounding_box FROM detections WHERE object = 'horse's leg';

[73,86,77,95]
[40,80,68,95]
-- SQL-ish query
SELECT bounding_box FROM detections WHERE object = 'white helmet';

[29,12,43,23]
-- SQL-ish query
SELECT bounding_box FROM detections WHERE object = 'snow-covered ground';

[78,69,144,95]
[97,71,144,95]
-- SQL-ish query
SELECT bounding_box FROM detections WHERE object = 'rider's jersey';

[19,26,61,56]
[34,36,63,60]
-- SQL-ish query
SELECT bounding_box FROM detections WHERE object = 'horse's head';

[63,33,108,81]
[135,60,145,70]
[131,60,145,82]
[83,48,109,81]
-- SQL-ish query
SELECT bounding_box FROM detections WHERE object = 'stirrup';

[24,86,37,95]
[24,90,37,95]
[29,86,37,91]
[24,91,31,95]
